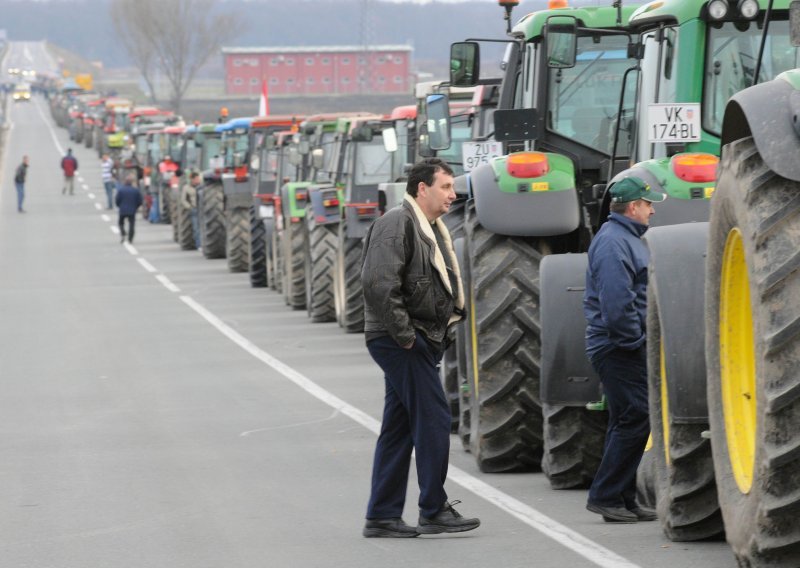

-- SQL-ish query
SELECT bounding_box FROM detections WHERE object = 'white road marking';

[78,176,84,183]
[137,258,157,273]
[156,274,180,293]
[110,226,120,235]
[101,214,110,222]
[124,242,138,255]
[94,203,102,210]
[32,99,64,155]
[179,295,641,568]
[88,193,96,199]
[82,183,89,191]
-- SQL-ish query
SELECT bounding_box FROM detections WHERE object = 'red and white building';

[221,45,413,96]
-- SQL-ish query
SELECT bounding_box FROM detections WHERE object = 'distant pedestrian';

[14,156,29,213]
[115,173,143,244]
[583,176,666,523]
[61,148,79,195]
[101,154,117,209]
[181,171,202,249]
[360,158,476,538]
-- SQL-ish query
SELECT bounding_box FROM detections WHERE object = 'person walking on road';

[61,148,79,195]
[181,171,202,249]
[14,156,29,213]
[115,174,143,244]
[101,154,117,210]
[583,176,666,523]
[360,157,478,538]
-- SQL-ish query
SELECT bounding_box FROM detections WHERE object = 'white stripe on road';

[137,258,157,273]
[94,203,102,210]
[82,183,89,191]
[123,242,138,255]
[110,226,120,235]
[179,295,641,568]
[88,193,95,199]
[156,274,180,293]
[101,214,110,222]
[78,176,84,183]
[32,98,64,155]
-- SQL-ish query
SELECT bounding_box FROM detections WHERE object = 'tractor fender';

[454,173,470,198]
[540,253,601,406]
[470,162,580,237]
[721,75,800,183]
[644,222,709,423]
[602,167,710,228]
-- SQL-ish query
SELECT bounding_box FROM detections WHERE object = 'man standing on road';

[583,176,666,523]
[181,171,202,249]
[115,173,143,244]
[61,148,79,195]
[101,154,117,210]
[14,156,29,213]
[360,157,478,538]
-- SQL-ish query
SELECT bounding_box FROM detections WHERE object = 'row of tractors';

[48,0,800,564]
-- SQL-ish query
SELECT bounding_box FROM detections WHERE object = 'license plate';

[461,141,502,172]
[647,103,701,143]
[259,205,274,218]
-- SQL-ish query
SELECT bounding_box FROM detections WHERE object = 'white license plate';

[461,141,502,172]
[259,205,274,218]
[647,103,701,143]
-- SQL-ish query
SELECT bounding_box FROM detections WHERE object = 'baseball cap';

[610,177,667,203]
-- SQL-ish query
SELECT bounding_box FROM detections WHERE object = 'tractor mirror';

[311,148,324,170]
[351,125,374,142]
[289,146,301,166]
[250,154,260,171]
[382,127,399,153]
[450,42,480,87]
[298,139,310,155]
[426,93,452,151]
[791,1,800,46]
[546,17,578,69]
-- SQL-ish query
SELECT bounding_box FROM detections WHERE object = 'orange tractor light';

[506,152,549,179]
[234,165,248,182]
[671,153,719,183]
[548,0,569,8]
[295,190,308,201]
[323,198,340,207]
[498,0,519,5]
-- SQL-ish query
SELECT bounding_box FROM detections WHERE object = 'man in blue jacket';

[115,174,143,244]
[583,176,666,523]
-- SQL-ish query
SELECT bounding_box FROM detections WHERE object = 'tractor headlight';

[738,0,759,19]
[708,0,729,19]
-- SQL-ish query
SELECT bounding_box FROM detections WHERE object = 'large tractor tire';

[162,187,173,226]
[637,441,657,510]
[84,128,93,149]
[249,207,267,288]
[225,207,249,273]
[440,200,466,433]
[305,217,337,323]
[465,201,544,472]
[170,192,179,243]
[201,183,226,259]
[177,205,196,251]
[282,222,307,309]
[648,276,724,541]
[541,404,607,489]
[333,220,365,333]
[271,225,284,295]
[706,137,800,566]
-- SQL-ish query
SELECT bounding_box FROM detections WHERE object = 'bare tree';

[110,0,241,113]
[110,0,159,103]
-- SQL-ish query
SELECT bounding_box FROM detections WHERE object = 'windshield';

[201,137,223,170]
[223,132,250,168]
[115,113,131,132]
[435,113,471,176]
[278,146,297,182]
[184,139,200,170]
[547,33,633,155]
[260,147,279,183]
[704,19,798,135]
[353,138,392,185]
[313,131,337,182]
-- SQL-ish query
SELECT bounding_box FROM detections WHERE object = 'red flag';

[259,79,269,116]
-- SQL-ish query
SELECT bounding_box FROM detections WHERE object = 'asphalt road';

[0,44,735,568]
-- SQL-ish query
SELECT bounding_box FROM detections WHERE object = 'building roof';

[221,45,413,55]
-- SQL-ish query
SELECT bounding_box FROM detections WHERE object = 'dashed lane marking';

[101,214,110,222]
[94,203,102,210]
[137,258,157,273]
[155,274,180,293]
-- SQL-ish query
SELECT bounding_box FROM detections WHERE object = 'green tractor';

[440,2,638,476]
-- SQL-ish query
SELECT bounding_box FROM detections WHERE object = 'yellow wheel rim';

[719,228,757,494]
[660,340,671,466]
[470,288,479,398]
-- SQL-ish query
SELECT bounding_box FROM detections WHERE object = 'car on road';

[12,84,31,102]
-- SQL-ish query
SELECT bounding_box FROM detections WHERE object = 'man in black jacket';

[14,156,29,213]
[360,158,479,538]
[115,174,143,243]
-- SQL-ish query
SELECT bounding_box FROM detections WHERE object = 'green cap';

[610,177,667,203]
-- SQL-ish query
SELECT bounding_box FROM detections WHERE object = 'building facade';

[221,45,413,96]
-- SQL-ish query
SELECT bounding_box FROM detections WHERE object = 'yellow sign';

[75,73,93,91]
[704,186,715,199]
[531,182,549,191]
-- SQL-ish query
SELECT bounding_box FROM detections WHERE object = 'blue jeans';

[365,332,449,519]
[190,209,200,248]
[588,346,650,508]
[15,182,24,211]
[104,181,115,209]
[148,194,160,223]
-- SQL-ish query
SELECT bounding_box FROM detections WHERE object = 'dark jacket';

[115,184,143,216]
[584,212,649,362]
[14,162,27,184]
[361,194,464,347]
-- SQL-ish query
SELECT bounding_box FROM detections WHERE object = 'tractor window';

[704,19,798,135]
[201,137,223,170]
[116,113,131,132]
[184,139,199,170]
[547,33,633,155]
[278,146,297,183]
[223,131,250,168]
[434,112,472,176]
[313,131,338,183]
[260,147,279,183]
[353,138,392,186]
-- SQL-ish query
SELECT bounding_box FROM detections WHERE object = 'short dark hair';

[406,158,454,197]
[609,201,629,214]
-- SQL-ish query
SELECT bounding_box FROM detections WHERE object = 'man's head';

[102,154,109,161]
[124,173,136,186]
[67,148,72,155]
[22,155,29,165]
[609,177,666,226]
[406,158,456,222]
[190,172,202,186]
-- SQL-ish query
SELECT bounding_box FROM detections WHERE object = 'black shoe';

[363,518,419,538]
[628,506,657,521]
[417,500,480,534]
[120,234,126,243]
[586,502,637,523]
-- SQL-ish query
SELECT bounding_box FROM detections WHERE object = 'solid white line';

[178,295,641,568]
[137,258,157,273]
[124,242,138,255]
[94,203,102,210]
[101,214,110,222]
[155,274,180,293]
[88,193,95,199]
